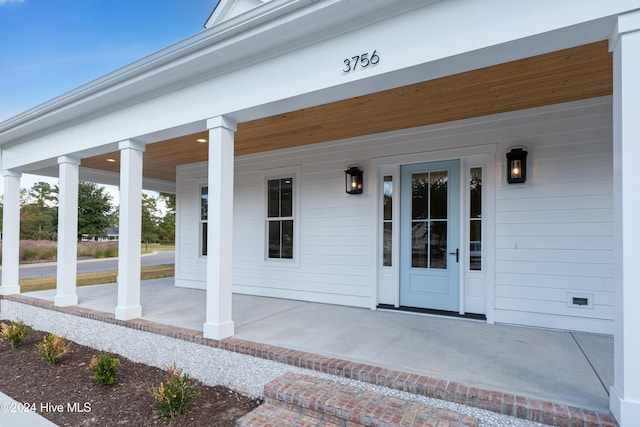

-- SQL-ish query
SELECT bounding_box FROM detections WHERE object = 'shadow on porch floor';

[24,278,613,414]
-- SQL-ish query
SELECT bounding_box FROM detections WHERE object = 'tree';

[20,182,58,240]
[27,182,58,208]
[159,192,176,213]
[141,193,161,248]
[158,192,176,244]
[157,211,176,244]
[77,182,113,241]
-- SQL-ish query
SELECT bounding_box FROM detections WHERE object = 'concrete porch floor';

[25,278,613,414]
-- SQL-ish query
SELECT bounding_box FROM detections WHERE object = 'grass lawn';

[141,243,175,252]
[19,264,175,293]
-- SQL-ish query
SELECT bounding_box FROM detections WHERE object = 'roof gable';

[205,0,270,28]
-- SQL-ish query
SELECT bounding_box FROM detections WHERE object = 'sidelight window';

[469,168,482,271]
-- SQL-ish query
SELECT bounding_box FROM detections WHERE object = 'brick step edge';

[236,403,344,427]
[262,372,479,427]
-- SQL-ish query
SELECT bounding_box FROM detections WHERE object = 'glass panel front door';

[400,160,460,311]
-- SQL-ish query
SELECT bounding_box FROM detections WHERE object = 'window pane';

[280,178,293,218]
[470,220,481,271]
[201,187,208,221]
[470,168,482,218]
[411,173,428,220]
[267,180,280,218]
[281,220,294,259]
[430,221,447,269]
[430,171,448,219]
[383,176,393,221]
[383,222,392,267]
[201,222,208,257]
[268,221,281,258]
[411,222,428,268]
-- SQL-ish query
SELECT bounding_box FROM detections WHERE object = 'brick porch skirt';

[0,294,617,427]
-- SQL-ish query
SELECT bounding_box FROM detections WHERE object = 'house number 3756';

[343,50,380,73]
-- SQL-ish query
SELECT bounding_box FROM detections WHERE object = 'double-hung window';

[267,177,294,259]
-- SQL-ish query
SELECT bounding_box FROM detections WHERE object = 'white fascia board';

[1,0,639,154]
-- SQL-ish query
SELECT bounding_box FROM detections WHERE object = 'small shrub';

[34,333,70,366]
[0,318,32,349]
[150,362,200,419]
[89,353,119,385]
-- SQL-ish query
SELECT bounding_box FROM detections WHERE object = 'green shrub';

[34,333,70,366]
[89,353,120,385]
[150,362,200,419]
[0,318,32,349]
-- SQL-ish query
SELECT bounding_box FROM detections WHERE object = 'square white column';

[115,140,145,320]
[0,170,21,295]
[55,156,80,307]
[203,116,237,340]
[610,10,640,426]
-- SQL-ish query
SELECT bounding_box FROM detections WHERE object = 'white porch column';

[55,155,80,306]
[203,115,237,340]
[0,170,21,295]
[610,10,640,427]
[115,140,145,320]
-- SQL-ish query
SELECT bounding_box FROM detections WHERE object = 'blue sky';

[0,0,218,122]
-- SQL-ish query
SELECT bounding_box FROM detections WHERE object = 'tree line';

[0,181,175,243]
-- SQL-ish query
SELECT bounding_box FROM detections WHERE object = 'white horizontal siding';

[230,155,376,306]
[493,99,613,333]
[175,163,206,287]
[174,96,614,332]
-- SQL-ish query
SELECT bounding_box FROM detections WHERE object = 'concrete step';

[236,372,479,427]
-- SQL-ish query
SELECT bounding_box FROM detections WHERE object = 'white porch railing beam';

[203,115,237,340]
[115,139,145,320]
[0,169,21,295]
[610,10,640,427]
[55,155,80,306]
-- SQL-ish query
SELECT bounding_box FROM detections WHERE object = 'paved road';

[4,251,175,279]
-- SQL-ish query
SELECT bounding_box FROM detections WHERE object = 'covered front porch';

[19,278,613,416]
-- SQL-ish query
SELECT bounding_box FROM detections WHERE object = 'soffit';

[80,41,612,183]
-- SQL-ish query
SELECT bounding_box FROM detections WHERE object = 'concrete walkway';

[24,278,613,413]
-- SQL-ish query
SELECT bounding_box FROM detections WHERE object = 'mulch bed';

[0,321,261,426]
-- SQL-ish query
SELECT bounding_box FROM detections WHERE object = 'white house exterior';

[1,1,639,424]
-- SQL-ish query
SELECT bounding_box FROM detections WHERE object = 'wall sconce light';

[506,146,528,184]
[345,165,364,194]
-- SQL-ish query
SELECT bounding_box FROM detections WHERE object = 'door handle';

[449,248,459,263]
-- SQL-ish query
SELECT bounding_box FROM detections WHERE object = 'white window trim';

[198,182,208,258]
[467,164,484,273]
[371,146,495,317]
[262,166,301,267]
[377,165,400,307]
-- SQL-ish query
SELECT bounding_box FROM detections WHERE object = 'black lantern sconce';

[345,165,364,194]
[506,146,528,184]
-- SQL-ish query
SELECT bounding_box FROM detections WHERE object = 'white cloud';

[0,0,24,4]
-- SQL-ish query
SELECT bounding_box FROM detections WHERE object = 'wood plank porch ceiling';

[81,41,612,183]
